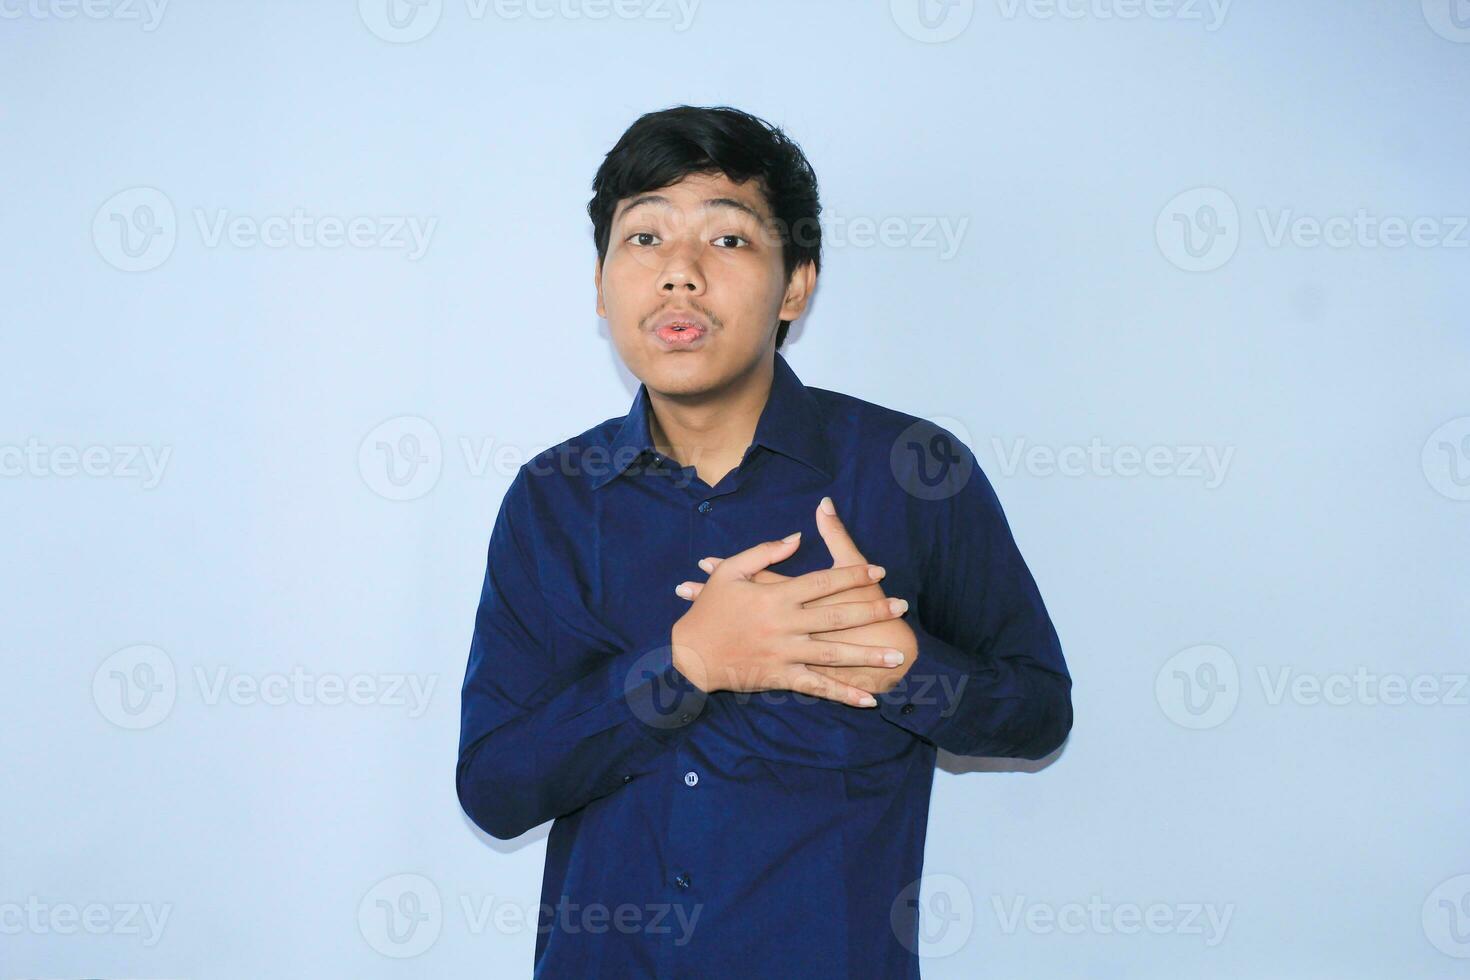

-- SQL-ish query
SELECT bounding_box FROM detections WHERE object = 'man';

[456,104,1072,978]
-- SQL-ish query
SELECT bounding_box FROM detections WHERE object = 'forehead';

[614,171,772,224]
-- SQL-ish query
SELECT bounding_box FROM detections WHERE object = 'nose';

[658,241,706,296]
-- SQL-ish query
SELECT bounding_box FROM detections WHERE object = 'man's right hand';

[669,531,910,708]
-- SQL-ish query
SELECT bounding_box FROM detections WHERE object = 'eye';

[712,234,748,249]
[626,232,661,247]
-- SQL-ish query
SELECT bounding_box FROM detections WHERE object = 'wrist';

[670,621,715,694]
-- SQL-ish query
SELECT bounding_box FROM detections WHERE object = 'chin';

[642,357,721,396]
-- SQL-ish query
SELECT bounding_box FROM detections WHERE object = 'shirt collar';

[591,351,834,490]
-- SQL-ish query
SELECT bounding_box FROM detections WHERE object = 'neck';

[646,355,775,478]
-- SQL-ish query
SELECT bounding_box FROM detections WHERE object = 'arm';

[876,443,1073,760]
[456,468,702,841]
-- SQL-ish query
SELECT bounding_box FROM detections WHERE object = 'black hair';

[588,105,822,351]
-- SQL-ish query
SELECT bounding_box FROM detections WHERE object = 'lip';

[650,309,712,333]
[649,308,711,350]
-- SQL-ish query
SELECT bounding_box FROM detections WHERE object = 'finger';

[785,562,886,604]
[798,596,908,633]
[716,531,803,581]
[673,581,706,601]
[700,556,789,586]
[793,639,905,669]
[816,495,868,566]
[787,668,879,708]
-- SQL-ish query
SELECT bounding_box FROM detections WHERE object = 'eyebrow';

[615,194,766,225]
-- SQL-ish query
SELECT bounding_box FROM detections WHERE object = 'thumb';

[717,531,802,581]
[815,496,867,566]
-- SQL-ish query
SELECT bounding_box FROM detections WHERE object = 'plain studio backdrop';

[2,1,1467,977]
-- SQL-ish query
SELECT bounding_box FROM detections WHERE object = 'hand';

[674,497,919,696]
[669,530,911,708]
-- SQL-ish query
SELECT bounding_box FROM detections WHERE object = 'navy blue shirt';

[457,351,1071,978]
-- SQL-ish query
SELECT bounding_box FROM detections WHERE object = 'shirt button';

[900,703,915,715]
[622,774,635,783]
[697,499,712,514]
[674,873,691,889]
[683,771,699,787]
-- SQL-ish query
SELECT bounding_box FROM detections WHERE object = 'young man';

[456,105,1072,978]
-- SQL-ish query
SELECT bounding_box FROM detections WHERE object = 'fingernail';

[857,694,877,707]
[888,597,908,615]
[676,583,693,598]
[819,496,836,515]
[782,531,801,543]
[868,564,885,580]
[883,650,904,666]
[698,558,713,572]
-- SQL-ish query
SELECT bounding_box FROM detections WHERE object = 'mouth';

[650,311,710,349]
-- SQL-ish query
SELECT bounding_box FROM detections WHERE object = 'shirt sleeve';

[876,439,1073,760]
[456,467,704,840]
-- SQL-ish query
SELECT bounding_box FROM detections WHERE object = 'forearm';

[878,619,1072,760]
[457,641,701,840]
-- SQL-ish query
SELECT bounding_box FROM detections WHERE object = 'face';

[595,170,815,398]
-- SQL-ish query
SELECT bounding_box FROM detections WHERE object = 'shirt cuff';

[621,641,709,749]
[876,619,980,749]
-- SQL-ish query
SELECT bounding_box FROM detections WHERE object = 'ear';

[594,257,606,318]
[777,260,816,323]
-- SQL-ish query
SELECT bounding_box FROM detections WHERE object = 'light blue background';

[2,0,1467,976]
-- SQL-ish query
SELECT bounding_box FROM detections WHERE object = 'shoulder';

[499,412,626,521]
[808,384,994,510]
